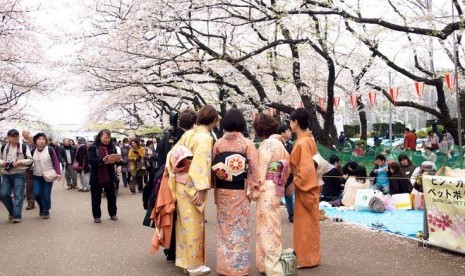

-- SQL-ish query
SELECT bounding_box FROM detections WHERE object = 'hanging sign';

[415,82,425,98]
[389,87,399,102]
[368,92,377,108]
[349,94,358,109]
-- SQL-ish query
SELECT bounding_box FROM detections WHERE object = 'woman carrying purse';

[31,132,62,219]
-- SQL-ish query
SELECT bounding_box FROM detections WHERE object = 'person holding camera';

[0,129,33,223]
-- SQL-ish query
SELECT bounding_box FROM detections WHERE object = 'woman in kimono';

[172,105,218,276]
[288,108,320,268]
[253,113,290,273]
[212,108,258,276]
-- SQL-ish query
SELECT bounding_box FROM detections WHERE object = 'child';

[370,154,391,194]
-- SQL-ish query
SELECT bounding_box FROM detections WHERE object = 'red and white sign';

[389,87,399,102]
[445,72,456,93]
[414,82,425,98]
[368,92,377,108]
[349,94,358,109]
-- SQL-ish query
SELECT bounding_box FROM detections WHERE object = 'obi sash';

[169,145,193,185]
[212,151,247,190]
[266,160,289,196]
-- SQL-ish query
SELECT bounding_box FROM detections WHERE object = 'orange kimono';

[289,131,320,267]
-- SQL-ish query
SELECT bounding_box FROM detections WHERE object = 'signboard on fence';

[423,175,465,252]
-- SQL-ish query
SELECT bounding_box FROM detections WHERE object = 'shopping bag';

[354,189,375,211]
[392,193,412,210]
[265,248,297,276]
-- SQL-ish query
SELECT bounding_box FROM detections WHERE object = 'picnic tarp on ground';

[321,205,424,239]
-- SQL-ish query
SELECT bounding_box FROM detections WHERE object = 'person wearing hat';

[0,129,33,223]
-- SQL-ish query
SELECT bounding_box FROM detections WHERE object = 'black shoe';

[26,204,35,210]
[289,217,294,223]
[110,215,118,221]
[39,210,44,217]
[94,218,101,223]
[43,212,50,219]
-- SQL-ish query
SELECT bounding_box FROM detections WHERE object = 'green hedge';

[343,125,359,138]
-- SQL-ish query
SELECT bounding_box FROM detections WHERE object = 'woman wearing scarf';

[128,138,146,194]
[253,113,290,273]
[88,129,121,223]
[289,108,320,269]
[212,108,258,276]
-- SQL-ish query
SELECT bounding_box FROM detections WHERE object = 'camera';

[4,161,14,172]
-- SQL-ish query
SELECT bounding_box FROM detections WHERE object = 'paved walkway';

[0,182,464,276]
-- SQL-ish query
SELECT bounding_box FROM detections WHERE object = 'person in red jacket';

[403,128,417,151]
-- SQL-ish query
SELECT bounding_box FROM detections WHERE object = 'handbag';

[265,248,297,276]
[142,207,156,228]
[36,146,58,182]
[43,169,58,182]
[72,159,82,171]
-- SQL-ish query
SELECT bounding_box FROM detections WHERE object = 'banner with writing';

[423,175,465,252]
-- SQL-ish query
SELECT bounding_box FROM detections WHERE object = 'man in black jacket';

[59,138,78,189]
[321,155,346,201]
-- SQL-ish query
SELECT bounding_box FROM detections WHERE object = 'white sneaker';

[187,265,211,276]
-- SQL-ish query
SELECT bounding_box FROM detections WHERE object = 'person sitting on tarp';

[389,162,413,194]
[398,154,416,179]
[342,161,358,179]
[370,154,391,194]
[321,155,345,202]
[411,161,437,193]
[339,165,371,207]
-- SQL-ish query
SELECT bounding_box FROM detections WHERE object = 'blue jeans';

[373,184,390,195]
[0,173,25,219]
[285,193,295,221]
[33,176,53,213]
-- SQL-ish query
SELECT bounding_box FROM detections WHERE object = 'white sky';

[24,0,90,126]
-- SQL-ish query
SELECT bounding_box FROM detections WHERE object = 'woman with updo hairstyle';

[253,113,290,273]
[289,107,321,269]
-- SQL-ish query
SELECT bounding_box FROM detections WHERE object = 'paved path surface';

[1,181,464,276]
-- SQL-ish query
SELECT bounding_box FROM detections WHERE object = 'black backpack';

[31,147,59,170]
[1,143,28,158]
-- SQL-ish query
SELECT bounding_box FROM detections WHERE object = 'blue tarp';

[322,206,424,239]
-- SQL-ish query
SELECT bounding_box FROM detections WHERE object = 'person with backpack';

[31,133,62,219]
[0,129,33,223]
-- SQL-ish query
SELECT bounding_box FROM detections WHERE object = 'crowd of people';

[3,104,451,276]
[1,106,323,276]
[0,128,159,223]
[149,106,320,275]
[320,152,436,208]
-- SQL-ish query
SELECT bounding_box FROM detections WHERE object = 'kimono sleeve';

[257,140,273,188]
[290,140,317,192]
[188,133,213,191]
[245,139,259,191]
